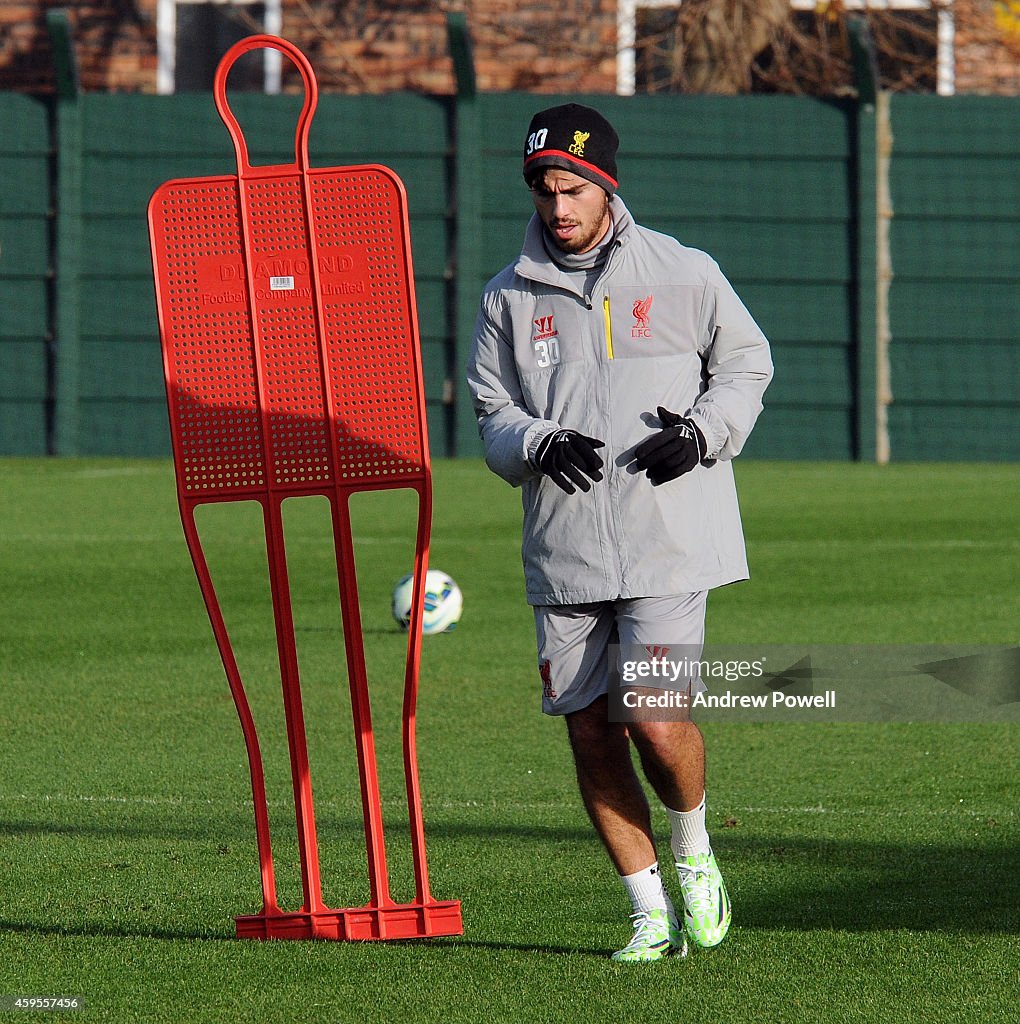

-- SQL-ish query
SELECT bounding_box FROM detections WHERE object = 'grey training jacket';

[466,197,774,606]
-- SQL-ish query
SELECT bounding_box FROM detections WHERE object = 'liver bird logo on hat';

[568,130,590,157]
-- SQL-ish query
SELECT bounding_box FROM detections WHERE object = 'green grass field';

[1,458,1017,1023]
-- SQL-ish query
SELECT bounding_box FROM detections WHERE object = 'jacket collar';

[515,195,634,293]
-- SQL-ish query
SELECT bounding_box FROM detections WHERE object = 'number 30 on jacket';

[534,338,561,367]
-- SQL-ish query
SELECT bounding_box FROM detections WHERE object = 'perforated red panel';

[310,169,424,483]
[243,176,333,489]
[153,179,266,496]
[150,165,426,500]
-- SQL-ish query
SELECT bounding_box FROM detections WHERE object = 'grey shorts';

[534,592,708,716]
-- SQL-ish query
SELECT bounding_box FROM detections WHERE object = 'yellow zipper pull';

[603,294,614,360]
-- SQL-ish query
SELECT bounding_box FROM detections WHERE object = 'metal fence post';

[48,8,82,455]
[849,15,892,463]
[446,13,483,458]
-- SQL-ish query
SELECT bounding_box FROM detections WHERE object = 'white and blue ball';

[391,569,463,635]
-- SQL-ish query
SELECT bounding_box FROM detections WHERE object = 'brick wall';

[0,0,155,92]
[955,0,1020,93]
[462,0,618,92]
[0,1,1016,96]
[0,0,619,94]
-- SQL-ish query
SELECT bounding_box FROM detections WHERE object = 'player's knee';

[566,697,617,742]
[566,703,628,767]
[628,719,696,762]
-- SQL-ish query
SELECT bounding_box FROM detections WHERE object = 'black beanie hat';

[523,103,619,195]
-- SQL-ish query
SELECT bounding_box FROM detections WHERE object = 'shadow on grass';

[3,816,1016,940]
[706,832,1019,935]
[0,812,596,846]
[0,814,279,844]
[404,937,616,957]
[422,822,1019,936]
[0,917,613,957]
[0,918,232,943]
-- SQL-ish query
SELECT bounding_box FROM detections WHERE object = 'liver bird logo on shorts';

[632,295,653,338]
[539,659,557,701]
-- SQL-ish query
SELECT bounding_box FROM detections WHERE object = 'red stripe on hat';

[523,149,618,189]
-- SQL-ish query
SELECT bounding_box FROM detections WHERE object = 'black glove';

[632,407,706,485]
[535,430,605,494]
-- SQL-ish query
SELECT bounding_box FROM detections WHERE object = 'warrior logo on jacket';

[533,315,558,341]
[533,315,561,367]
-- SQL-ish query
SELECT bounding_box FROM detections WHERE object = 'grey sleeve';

[687,261,774,461]
[466,299,559,486]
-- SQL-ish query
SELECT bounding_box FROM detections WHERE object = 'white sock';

[620,862,675,920]
[666,795,711,860]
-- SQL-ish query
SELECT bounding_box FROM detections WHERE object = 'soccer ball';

[391,569,463,635]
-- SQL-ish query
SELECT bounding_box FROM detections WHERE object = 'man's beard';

[548,195,611,254]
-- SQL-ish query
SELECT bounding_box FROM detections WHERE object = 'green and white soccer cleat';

[610,908,688,963]
[676,851,731,948]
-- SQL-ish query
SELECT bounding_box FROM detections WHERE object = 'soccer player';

[466,104,773,961]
